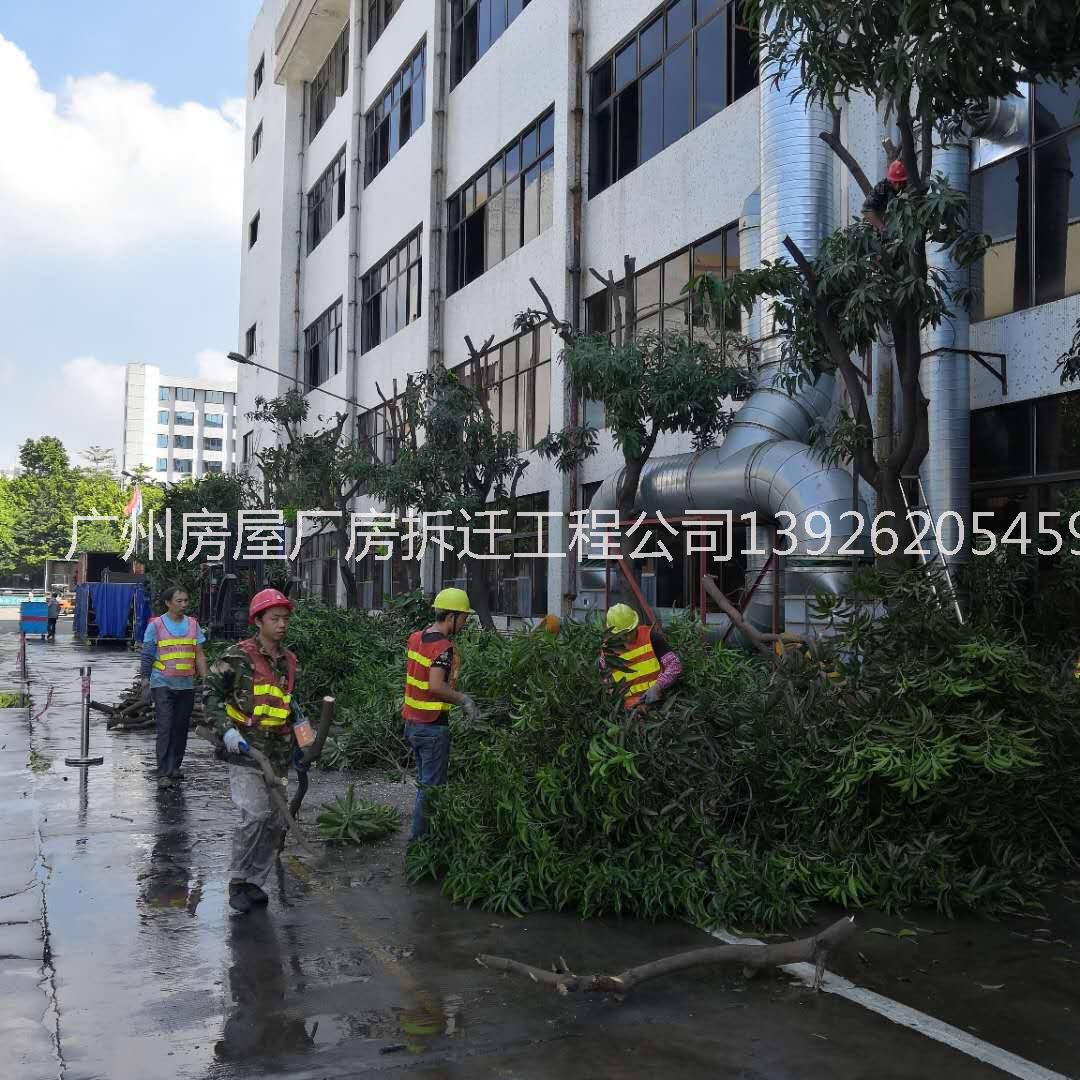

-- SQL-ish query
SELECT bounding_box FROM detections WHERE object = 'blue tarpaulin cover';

[76,582,149,640]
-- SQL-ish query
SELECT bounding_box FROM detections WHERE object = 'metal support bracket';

[922,346,1007,395]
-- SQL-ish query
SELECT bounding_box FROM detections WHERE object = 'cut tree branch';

[478,915,856,995]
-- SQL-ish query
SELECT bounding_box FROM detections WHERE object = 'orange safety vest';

[224,637,297,736]
[151,615,199,677]
[403,630,454,723]
[607,625,661,710]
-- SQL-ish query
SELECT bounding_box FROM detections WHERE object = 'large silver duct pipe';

[577,38,863,636]
[919,139,971,561]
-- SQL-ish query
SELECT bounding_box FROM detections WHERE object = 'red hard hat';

[886,159,908,185]
[248,588,294,622]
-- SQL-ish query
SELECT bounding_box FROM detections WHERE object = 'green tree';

[517,264,755,589]
[692,0,1080,559]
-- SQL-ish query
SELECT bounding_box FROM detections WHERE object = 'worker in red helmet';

[205,587,311,914]
[862,158,908,232]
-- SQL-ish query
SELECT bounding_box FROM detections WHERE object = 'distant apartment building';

[121,364,238,482]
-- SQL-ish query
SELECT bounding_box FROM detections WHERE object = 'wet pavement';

[1,614,1077,1079]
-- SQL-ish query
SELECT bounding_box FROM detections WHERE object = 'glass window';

[174,459,193,475]
[640,65,664,163]
[175,412,194,426]
[971,402,1033,482]
[663,40,691,146]
[366,43,426,184]
[156,434,168,448]
[1034,129,1080,306]
[1034,81,1080,141]
[451,0,533,88]
[175,387,195,401]
[588,0,757,198]
[309,23,350,143]
[368,0,404,50]
[204,438,223,452]
[158,410,170,425]
[307,148,347,253]
[156,458,168,472]
[1036,391,1080,474]
[204,413,224,428]
[696,8,727,125]
[173,435,194,449]
[636,263,662,317]
[447,109,553,294]
[205,390,226,404]
[666,0,692,43]
[158,386,170,401]
[362,228,422,352]
[972,154,1031,320]
[304,299,344,387]
[205,461,223,473]
[253,56,264,97]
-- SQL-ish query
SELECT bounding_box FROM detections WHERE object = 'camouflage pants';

[227,765,287,888]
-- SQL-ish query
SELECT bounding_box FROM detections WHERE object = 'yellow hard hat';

[433,587,474,614]
[606,603,639,635]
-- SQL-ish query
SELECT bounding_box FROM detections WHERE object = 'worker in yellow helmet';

[402,587,478,843]
[599,603,682,713]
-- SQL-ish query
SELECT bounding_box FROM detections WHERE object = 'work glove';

[459,694,479,723]
[223,728,249,755]
[293,747,310,774]
[642,685,662,707]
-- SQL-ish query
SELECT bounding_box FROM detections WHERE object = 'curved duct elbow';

[967,95,1028,142]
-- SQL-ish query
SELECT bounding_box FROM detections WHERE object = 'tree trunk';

[467,559,497,631]
[337,520,359,609]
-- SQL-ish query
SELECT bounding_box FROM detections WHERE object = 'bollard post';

[19,632,27,681]
[65,665,103,767]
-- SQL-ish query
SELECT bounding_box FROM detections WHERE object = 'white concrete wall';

[238,0,1080,614]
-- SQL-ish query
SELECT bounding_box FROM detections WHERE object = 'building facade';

[238,0,1080,620]
[121,363,239,483]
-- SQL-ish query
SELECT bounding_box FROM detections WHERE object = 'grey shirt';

[47,599,60,618]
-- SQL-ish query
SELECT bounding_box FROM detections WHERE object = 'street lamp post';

[226,352,363,411]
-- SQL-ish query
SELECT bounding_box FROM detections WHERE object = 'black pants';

[152,687,194,777]
[46,618,57,640]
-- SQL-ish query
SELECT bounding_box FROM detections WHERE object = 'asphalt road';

[0,618,1076,1079]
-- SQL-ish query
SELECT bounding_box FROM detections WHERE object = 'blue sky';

[0,1,263,469]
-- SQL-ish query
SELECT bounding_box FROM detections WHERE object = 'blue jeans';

[405,722,450,842]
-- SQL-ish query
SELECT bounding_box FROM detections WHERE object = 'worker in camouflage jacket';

[204,588,313,914]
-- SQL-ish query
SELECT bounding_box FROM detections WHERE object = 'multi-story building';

[238,0,1080,621]
[121,363,239,483]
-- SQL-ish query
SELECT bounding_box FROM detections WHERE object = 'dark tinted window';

[1036,391,1080,474]
[971,402,1033,482]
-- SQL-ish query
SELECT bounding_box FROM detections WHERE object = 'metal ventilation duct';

[920,140,971,560]
[578,52,866,637]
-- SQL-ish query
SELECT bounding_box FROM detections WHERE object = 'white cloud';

[31,356,128,463]
[194,349,239,386]
[0,34,245,258]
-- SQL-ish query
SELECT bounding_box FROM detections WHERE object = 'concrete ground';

[0,610,1077,1079]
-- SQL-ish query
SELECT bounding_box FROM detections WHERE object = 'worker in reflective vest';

[599,604,682,712]
[206,588,309,915]
[403,587,479,843]
[139,585,207,789]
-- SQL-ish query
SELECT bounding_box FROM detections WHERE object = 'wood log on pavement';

[477,915,856,995]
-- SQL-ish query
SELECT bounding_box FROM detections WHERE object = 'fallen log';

[477,914,856,995]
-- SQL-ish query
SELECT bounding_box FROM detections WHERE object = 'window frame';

[175,387,196,402]
[971,79,1080,321]
[307,146,348,254]
[251,121,263,161]
[450,0,534,89]
[249,211,260,248]
[253,55,265,97]
[155,457,168,472]
[364,40,426,186]
[368,0,404,51]
[157,410,170,425]
[242,431,254,463]
[205,389,226,404]
[174,411,195,427]
[204,437,224,452]
[588,0,757,198]
[245,324,257,358]
[446,107,555,295]
[309,23,351,143]
[361,226,423,353]
[304,298,345,390]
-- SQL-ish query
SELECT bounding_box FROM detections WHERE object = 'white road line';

[710,929,1071,1080]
